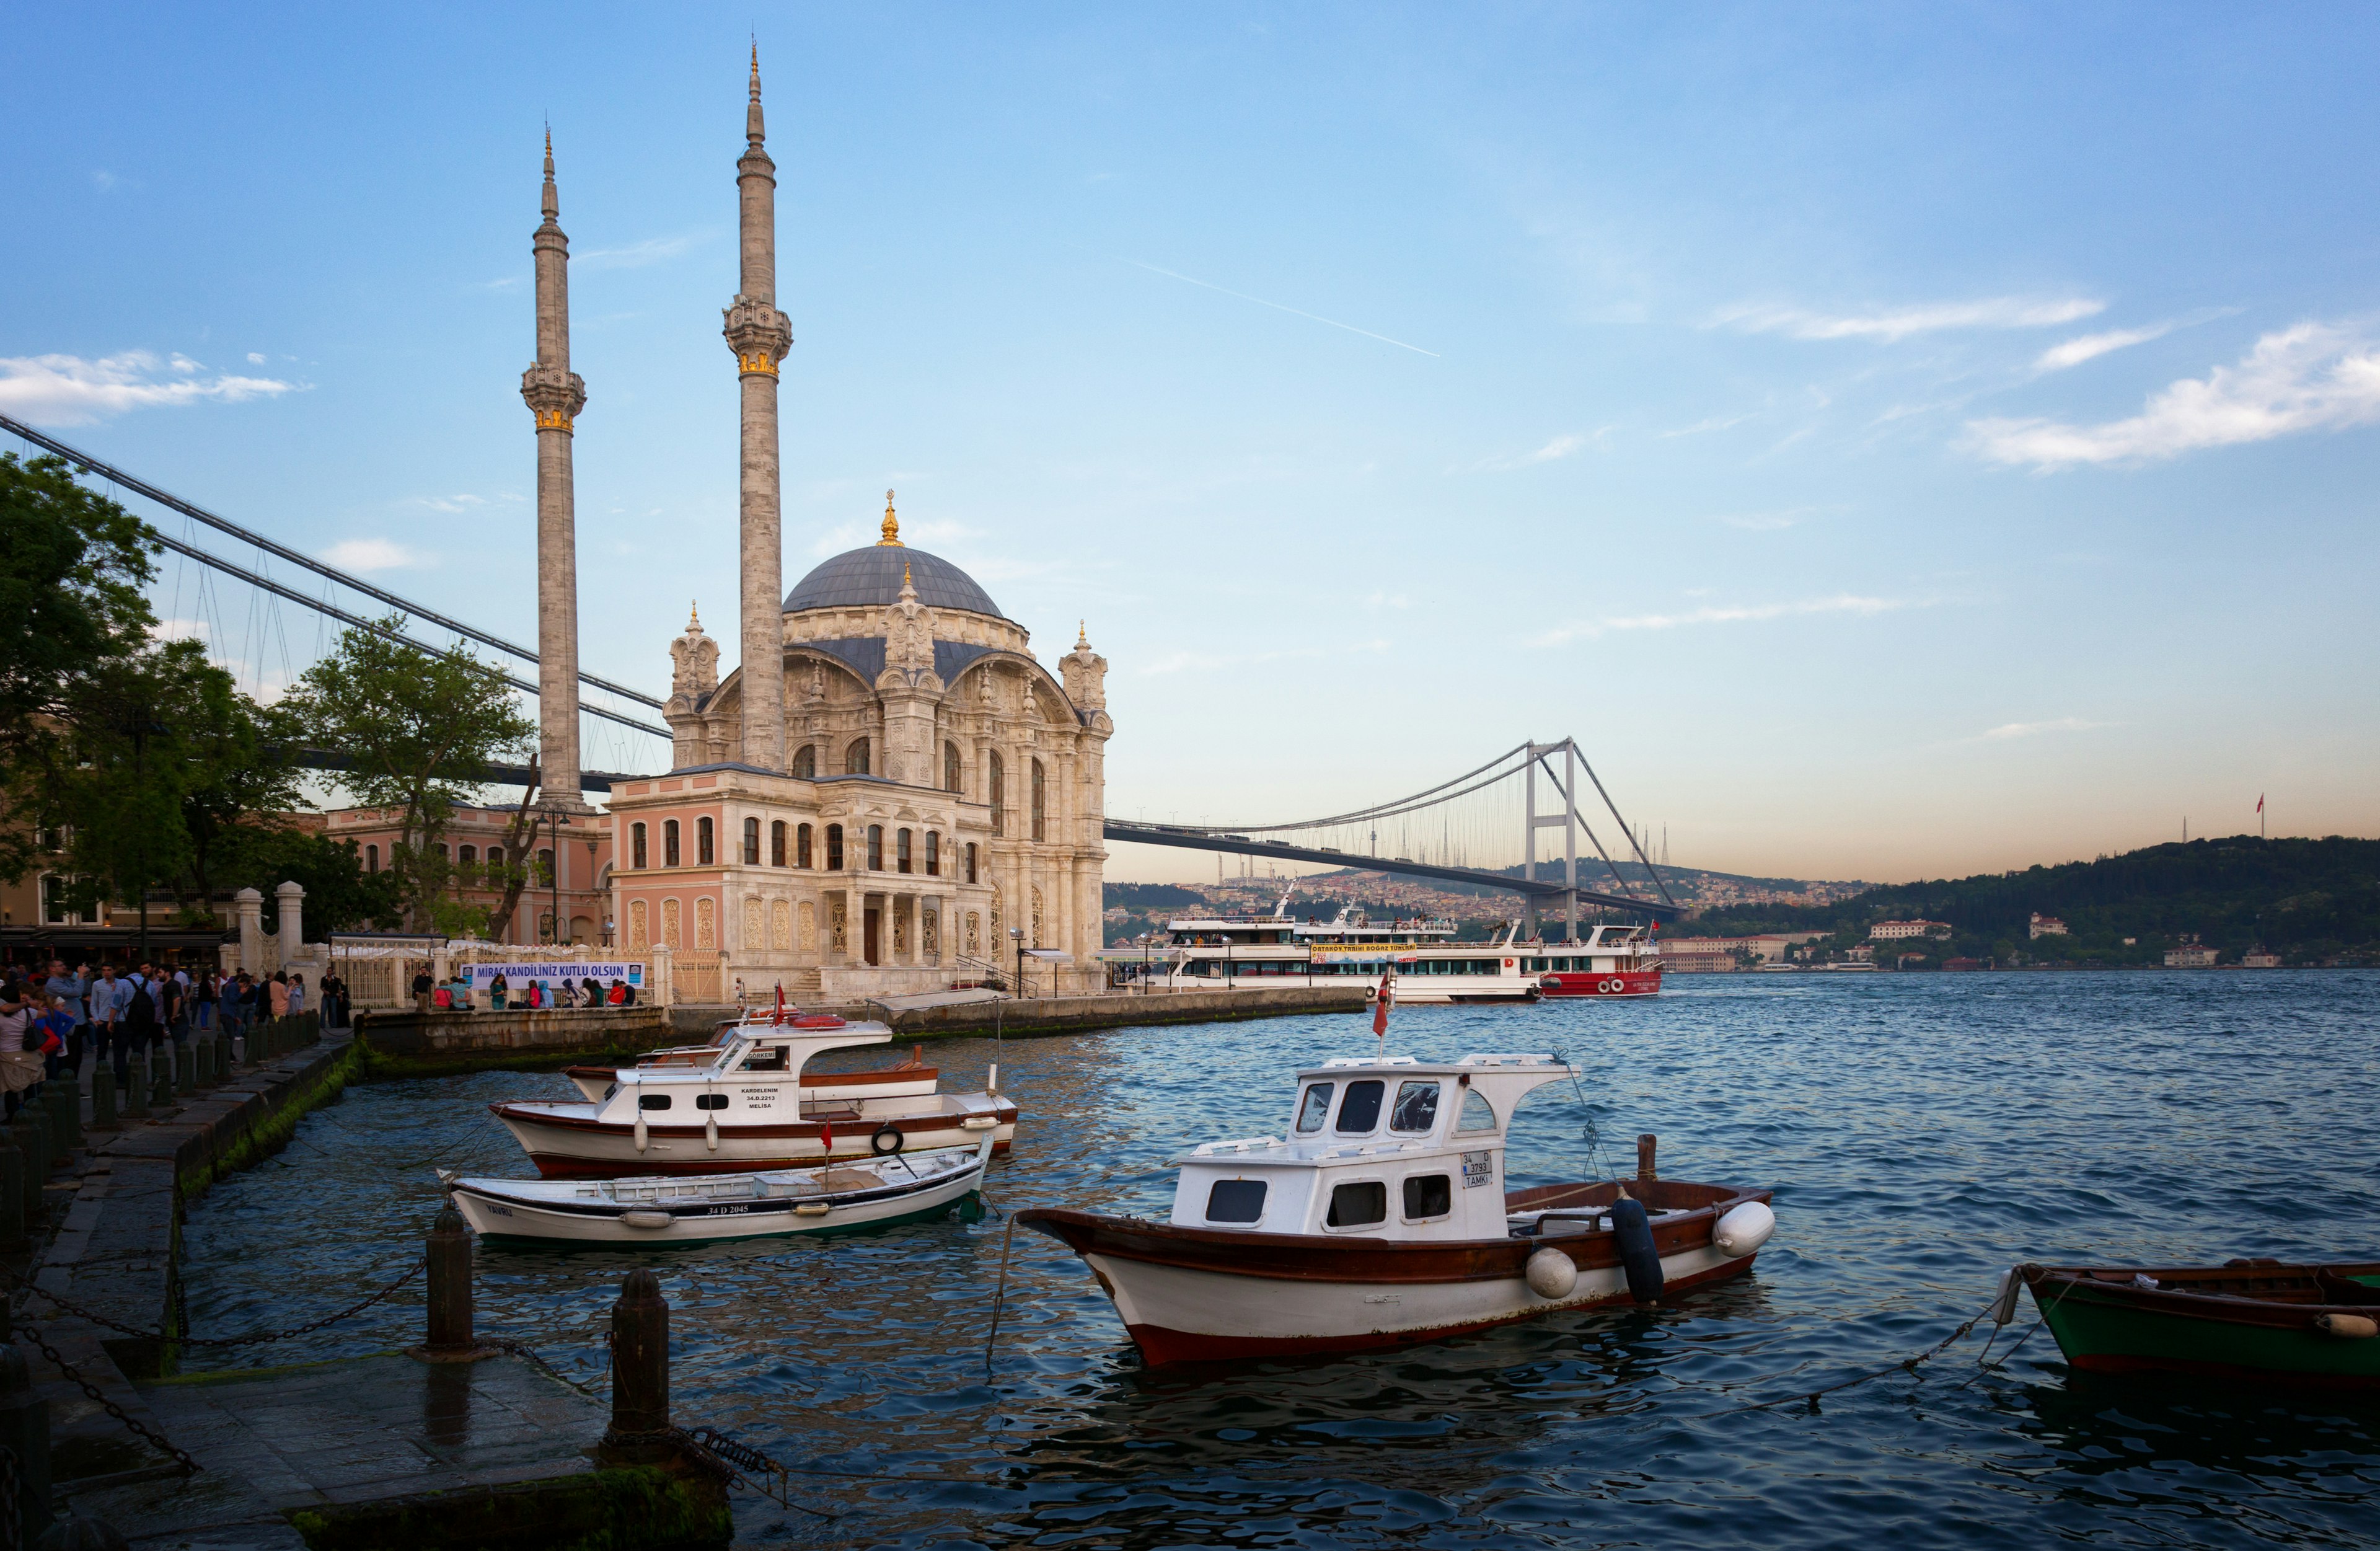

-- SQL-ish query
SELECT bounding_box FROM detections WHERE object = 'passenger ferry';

[1528,924,1662,999]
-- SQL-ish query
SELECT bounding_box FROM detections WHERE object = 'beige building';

[1870,919,1952,941]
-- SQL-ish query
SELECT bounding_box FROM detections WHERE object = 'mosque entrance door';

[863,909,881,965]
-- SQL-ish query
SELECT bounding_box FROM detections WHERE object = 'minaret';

[520,130,591,810]
[721,46,793,771]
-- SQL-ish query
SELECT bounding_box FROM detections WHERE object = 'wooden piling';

[424,1206,474,1354]
[604,1270,670,1439]
[1637,1133,1658,1182]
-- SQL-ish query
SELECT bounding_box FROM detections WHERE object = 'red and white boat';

[491,1020,1016,1180]
[1528,924,1662,999]
[1104,903,1545,1004]
[562,1009,942,1103]
[1017,1051,1774,1366]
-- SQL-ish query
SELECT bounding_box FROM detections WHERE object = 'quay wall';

[868,985,1369,1038]
[355,1004,726,1077]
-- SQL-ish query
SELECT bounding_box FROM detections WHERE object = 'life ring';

[1504,958,1515,969]
[869,1124,905,1157]
[1603,978,1622,994]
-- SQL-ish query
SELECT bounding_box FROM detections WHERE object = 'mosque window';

[964,842,978,884]
[896,828,913,873]
[697,818,715,866]
[845,739,871,777]
[663,820,680,868]
[989,753,1005,836]
[632,824,648,869]
[867,825,884,870]
[796,823,813,868]
[770,820,787,867]
[460,844,477,867]
[944,743,961,793]
[793,745,816,780]
[742,818,760,865]
[487,846,503,867]
[1031,759,1047,842]
[825,824,844,870]
[925,831,940,877]
[365,844,379,873]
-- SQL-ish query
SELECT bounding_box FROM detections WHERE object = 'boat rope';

[1547,1048,1618,1181]
[1704,1296,2001,1416]
[984,1213,1021,1381]
[4,1257,428,1349]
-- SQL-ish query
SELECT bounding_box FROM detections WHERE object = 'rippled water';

[182,972,2380,1548]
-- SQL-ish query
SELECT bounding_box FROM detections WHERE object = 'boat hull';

[2022,1262,2380,1390]
[492,1098,1018,1179]
[1538,970,1661,999]
[450,1157,985,1246]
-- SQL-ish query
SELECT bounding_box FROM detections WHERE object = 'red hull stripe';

[526,1139,1013,1179]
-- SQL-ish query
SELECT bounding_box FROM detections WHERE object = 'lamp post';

[1010,926,1025,999]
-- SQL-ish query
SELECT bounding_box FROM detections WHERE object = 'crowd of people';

[0,958,350,1121]
[410,969,638,1013]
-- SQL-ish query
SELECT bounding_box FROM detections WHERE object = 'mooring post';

[45,1073,79,1154]
[605,1269,670,1439]
[425,1205,474,1354]
[89,1066,116,1132]
[150,1049,173,1111]
[121,1051,148,1120]
[1636,1133,1657,1182]
[0,1342,53,1545]
[10,1114,46,1224]
[216,1030,233,1082]
[175,1041,195,1095]
[0,1132,24,1252]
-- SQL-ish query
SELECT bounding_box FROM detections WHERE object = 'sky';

[4,3,2376,886]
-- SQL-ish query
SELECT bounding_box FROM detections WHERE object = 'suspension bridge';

[9,415,1680,927]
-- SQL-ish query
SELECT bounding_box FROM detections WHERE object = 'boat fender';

[633,1111,648,1154]
[1986,1266,2023,1327]
[1525,1247,1579,1299]
[705,1111,719,1152]
[2315,1313,2379,1340]
[870,1123,906,1157]
[621,1209,672,1230]
[1712,1201,1776,1259]
[1610,1196,1664,1306]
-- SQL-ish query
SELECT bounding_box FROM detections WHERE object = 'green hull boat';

[2019,1259,2380,1391]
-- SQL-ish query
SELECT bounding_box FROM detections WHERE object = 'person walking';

[43,959,87,1073]
[89,965,128,1079]
[193,970,216,1033]
[118,969,156,1088]
[320,971,346,1030]
[412,965,434,1015]
[268,971,291,1019]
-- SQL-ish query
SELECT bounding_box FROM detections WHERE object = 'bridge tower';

[519,130,592,813]
[1523,739,1582,942]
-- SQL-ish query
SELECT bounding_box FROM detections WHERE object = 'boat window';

[1206,1179,1267,1223]
[1334,1080,1385,1133]
[1295,1083,1334,1133]
[1402,1174,1452,1221]
[696,1094,728,1110]
[638,1094,671,1110]
[1389,1081,1440,1133]
[1326,1180,1387,1228]
[741,1046,787,1071]
[1455,1089,1498,1134]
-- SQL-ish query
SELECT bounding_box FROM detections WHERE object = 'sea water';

[182,970,2380,1547]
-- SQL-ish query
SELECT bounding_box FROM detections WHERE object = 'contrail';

[1128,259,1440,358]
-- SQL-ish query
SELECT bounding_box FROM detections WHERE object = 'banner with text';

[467,961,644,991]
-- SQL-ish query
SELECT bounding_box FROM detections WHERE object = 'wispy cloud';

[1475,428,1605,471]
[1716,296,2104,343]
[1535,593,1914,647]
[576,234,703,270]
[1968,321,2380,469]
[1128,260,1439,357]
[0,350,299,426]
[320,537,423,572]
[1719,506,1824,531]
[2033,309,2239,373]
[1978,717,2112,740]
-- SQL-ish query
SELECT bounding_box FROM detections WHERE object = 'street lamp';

[1010,926,1026,999]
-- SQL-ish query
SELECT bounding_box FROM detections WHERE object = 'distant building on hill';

[1659,932,1823,972]
[2028,912,2069,939]
[2240,947,2282,968]
[1871,919,1952,941]
[1941,957,1987,971]
[2164,937,2218,967]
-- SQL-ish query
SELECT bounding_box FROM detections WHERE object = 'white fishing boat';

[560,1008,941,1103]
[490,1022,1017,1180]
[443,1132,992,1245]
[1018,1051,1774,1366]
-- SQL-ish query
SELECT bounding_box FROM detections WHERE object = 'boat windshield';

[1295,1083,1333,1133]
[1455,1088,1497,1133]
[1388,1080,1440,1133]
[1335,1079,1385,1133]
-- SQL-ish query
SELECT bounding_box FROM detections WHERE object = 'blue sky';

[6,4,2375,883]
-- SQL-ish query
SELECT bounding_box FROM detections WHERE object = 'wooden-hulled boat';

[1018,1052,1775,1366]
[2019,1259,2380,1390]
[444,1132,992,1246]
[562,1010,939,1103]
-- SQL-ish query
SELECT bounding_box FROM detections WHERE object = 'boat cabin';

[594,1026,894,1123]
[1166,1053,1576,1241]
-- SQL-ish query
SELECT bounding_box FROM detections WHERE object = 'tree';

[219,823,402,939]
[276,617,536,932]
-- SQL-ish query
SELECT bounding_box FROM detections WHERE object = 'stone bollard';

[175,1041,195,1094]
[0,1343,53,1545]
[0,1132,23,1252]
[11,1113,46,1224]
[46,1073,80,1154]
[605,1270,670,1440]
[214,1032,232,1082]
[150,1051,173,1111]
[89,1067,116,1132]
[120,1052,148,1120]
[423,1206,475,1355]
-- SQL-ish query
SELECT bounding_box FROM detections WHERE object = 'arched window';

[742,817,760,865]
[845,738,870,777]
[663,820,680,868]
[538,849,555,887]
[944,742,961,793]
[1031,758,1047,841]
[793,744,816,779]
[632,823,648,869]
[770,820,787,867]
[896,828,913,874]
[989,752,1005,836]
[965,842,977,884]
[487,846,503,867]
[366,844,379,873]
[697,816,715,865]
[825,824,844,870]
[796,823,813,868]
[925,831,940,877]
[459,844,478,867]
[866,825,884,870]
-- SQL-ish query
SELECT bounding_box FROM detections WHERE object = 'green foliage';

[221,824,402,938]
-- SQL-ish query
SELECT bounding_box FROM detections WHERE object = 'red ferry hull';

[1538,970,1661,999]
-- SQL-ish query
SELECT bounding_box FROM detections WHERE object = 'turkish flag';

[1372,967,1393,1036]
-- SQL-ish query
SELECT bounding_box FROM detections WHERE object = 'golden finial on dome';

[688,601,700,631]
[1077,619,1088,647]
[879,489,902,547]
[903,562,912,586]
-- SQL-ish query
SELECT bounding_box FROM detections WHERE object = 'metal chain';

[0,1443,18,1551]
[480,1337,602,1399]
[674,1426,838,1521]
[6,1257,425,1350]
[20,1322,201,1476]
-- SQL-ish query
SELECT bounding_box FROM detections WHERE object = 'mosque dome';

[781,494,1006,620]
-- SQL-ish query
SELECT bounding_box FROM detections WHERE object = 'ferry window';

[742,818,760,865]
[638,1094,671,1111]
[825,824,844,870]
[663,820,680,868]
[1206,1179,1267,1223]
[696,1093,729,1110]
[1403,1174,1452,1221]
[1335,1079,1385,1134]
[1455,1089,1498,1133]
[1389,1081,1440,1133]
[796,823,812,868]
[1326,1180,1387,1229]
[770,821,787,867]
[1295,1083,1334,1132]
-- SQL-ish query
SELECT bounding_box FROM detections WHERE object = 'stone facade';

[521,131,591,812]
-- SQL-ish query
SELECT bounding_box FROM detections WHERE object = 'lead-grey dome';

[783,546,1005,620]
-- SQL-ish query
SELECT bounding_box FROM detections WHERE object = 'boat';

[1103,893,1546,1004]
[443,1131,992,1246]
[1016,1051,1774,1365]
[1528,924,1662,999]
[561,1008,940,1103]
[2016,1259,2380,1390]
[490,1022,1017,1179]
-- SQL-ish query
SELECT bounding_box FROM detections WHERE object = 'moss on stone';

[287,1463,732,1550]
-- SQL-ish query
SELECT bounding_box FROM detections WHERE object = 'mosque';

[330,51,1113,998]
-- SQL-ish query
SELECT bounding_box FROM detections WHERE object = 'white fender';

[705,1111,719,1152]
[1526,1247,1579,1299]
[2315,1312,2378,1339]
[1712,1201,1776,1258]
[633,1111,648,1154]
[1987,1266,2023,1326]
[621,1209,672,1230]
